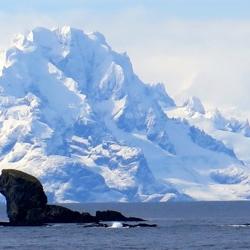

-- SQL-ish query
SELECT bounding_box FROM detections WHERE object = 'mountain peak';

[183,96,205,114]
[0,26,245,202]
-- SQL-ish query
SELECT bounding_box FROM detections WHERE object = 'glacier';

[0,26,249,202]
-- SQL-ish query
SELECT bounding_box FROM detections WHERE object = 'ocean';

[1,201,250,249]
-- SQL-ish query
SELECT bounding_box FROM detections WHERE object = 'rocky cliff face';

[0,169,47,223]
[0,169,143,225]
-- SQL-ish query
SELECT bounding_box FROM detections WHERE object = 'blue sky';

[1,1,250,114]
[2,0,250,19]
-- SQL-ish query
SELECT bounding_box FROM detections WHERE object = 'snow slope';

[0,26,248,202]
[167,97,250,165]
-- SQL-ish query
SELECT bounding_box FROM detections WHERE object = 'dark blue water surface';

[1,201,250,249]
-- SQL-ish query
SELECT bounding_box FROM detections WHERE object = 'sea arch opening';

[0,194,8,222]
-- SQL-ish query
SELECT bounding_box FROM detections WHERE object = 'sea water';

[1,201,250,249]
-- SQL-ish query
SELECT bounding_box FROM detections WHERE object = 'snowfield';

[0,26,249,202]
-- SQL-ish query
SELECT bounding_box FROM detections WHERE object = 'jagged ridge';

[0,26,246,202]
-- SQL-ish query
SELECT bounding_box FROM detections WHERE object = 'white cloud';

[0,8,250,115]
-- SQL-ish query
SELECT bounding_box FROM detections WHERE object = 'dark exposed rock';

[0,169,146,226]
[81,222,109,228]
[45,205,97,223]
[0,169,47,224]
[96,210,144,221]
[81,222,157,228]
[123,223,157,228]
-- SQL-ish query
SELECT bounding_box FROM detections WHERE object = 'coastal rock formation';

[44,205,97,223]
[96,210,143,222]
[0,169,47,224]
[82,222,157,228]
[0,169,143,226]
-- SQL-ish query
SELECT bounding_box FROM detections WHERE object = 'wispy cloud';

[0,1,250,114]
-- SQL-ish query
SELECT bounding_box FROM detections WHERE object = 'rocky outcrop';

[96,210,144,221]
[0,169,47,224]
[0,169,144,226]
[44,205,97,223]
[82,222,157,228]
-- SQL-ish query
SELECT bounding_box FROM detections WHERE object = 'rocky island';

[0,169,155,227]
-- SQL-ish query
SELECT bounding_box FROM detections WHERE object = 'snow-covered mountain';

[167,97,250,165]
[0,26,249,202]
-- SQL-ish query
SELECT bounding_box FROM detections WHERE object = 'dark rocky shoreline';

[0,169,155,227]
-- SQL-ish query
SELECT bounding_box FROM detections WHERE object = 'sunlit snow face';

[0,25,247,203]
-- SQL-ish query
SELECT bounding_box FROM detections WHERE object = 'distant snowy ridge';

[0,26,248,202]
[167,96,250,164]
